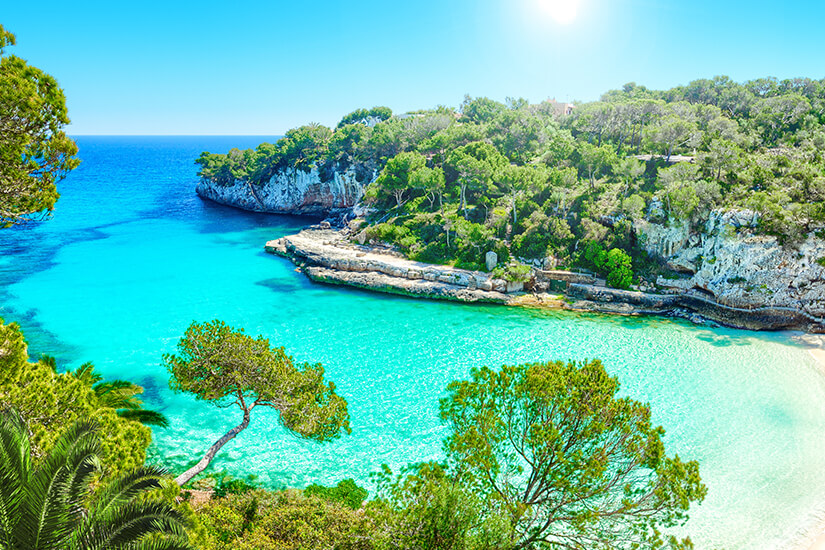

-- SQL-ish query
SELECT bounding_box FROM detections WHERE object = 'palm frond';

[88,466,167,516]
[93,381,144,410]
[0,410,30,547]
[117,410,169,428]
[72,362,103,385]
[19,420,100,549]
[128,535,195,550]
[79,501,189,550]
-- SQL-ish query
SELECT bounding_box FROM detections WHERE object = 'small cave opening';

[692,285,716,299]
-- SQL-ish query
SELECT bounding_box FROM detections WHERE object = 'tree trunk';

[174,407,251,486]
[511,192,517,226]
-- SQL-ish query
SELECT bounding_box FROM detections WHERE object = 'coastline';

[266,226,825,334]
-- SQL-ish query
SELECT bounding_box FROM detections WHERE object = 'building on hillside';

[545,98,575,116]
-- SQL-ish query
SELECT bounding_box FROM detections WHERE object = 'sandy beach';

[801,336,825,550]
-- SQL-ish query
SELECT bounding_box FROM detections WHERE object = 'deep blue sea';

[2,136,825,548]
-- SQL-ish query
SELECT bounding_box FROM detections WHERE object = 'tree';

[372,152,426,207]
[0,25,79,226]
[0,319,151,475]
[164,320,351,486]
[409,165,446,211]
[447,142,506,218]
[0,409,192,550]
[647,109,701,162]
[577,143,616,190]
[603,247,634,289]
[700,138,739,181]
[439,360,706,549]
[371,462,512,550]
[499,165,546,225]
[615,157,646,194]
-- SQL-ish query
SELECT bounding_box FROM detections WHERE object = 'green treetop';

[164,320,351,486]
[0,25,79,226]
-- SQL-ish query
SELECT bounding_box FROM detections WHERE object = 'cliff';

[636,209,825,322]
[196,166,369,217]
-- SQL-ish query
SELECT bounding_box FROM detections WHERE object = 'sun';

[538,0,580,25]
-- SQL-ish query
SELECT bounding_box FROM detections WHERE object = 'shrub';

[304,478,368,510]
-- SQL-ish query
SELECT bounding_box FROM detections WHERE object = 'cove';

[1,136,824,549]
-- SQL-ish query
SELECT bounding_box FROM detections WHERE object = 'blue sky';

[3,0,824,135]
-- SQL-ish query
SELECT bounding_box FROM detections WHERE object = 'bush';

[195,489,380,550]
[214,476,259,499]
[304,478,368,510]
[492,263,532,283]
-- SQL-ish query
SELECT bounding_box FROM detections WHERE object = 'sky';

[3,0,825,135]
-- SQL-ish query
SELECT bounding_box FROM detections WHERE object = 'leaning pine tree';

[164,320,351,486]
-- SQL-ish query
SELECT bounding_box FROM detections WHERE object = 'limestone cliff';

[636,210,825,321]
[196,166,370,217]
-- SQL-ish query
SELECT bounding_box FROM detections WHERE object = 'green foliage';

[370,462,512,549]
[0,319,152,477]
[194,489,379,550]
[304,478,368,510]
[337,106,393,128]
[816,257,825,268]
[491,263,531,283]
[0,25,80,226]
[582,242,635,289]
[368,151,427,207]
[439,360,706,549]
[214,476,259,499]
[0,409,193,549]
[164,320,351,485]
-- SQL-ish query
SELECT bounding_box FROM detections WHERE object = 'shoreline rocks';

[266,228,825,333]
[266,229,510,303]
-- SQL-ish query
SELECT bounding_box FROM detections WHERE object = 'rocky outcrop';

[566,283,824,332]
[264,227,825,332]
[635,210,825,323]
[196,166,370,217]
[266,229,511,303]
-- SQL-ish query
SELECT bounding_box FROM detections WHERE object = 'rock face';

[196,166,370,217]
[636,210,825,323]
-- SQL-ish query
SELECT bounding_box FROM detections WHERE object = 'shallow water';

[1,137,824,549]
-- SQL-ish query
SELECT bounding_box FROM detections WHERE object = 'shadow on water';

[190,199,321,235]
[0,304,83,369]
[254,275,308,294]
[694,330,755,347]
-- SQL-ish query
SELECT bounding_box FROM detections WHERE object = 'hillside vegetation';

[197,77,825,287]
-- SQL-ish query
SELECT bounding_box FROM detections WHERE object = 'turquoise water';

[2,137,825,548]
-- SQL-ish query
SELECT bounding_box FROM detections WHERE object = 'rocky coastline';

[266,227,825,333]
[197,168,825,332]
[196,166,369,217]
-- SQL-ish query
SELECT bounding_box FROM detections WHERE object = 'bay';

[1,136,824,549]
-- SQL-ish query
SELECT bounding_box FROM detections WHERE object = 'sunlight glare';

[538,0,580,25]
